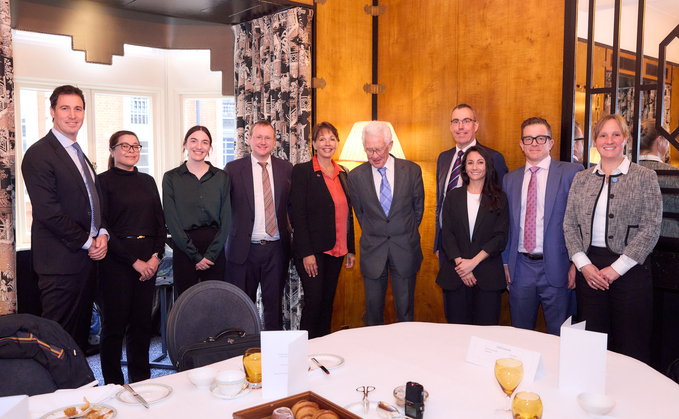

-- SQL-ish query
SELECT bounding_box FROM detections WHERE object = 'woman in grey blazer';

[563,114,662,364]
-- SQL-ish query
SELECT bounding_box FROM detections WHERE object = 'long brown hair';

[108,130,139,169]
[460,145,502,211]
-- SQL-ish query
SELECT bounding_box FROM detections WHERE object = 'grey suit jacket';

[563,163,662,264]
[348,156,425,279]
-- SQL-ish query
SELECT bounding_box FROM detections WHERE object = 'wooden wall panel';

[316,0,566,329]
[315,0,373,330]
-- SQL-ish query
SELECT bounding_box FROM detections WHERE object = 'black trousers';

[226,240,287,331]
[576,246,653,364]
[38,258,95,351]
[296,253,345,339]
[172,226,226,299]
[364,256,417,326]
[442,285,502,326]
[99,237,156,384]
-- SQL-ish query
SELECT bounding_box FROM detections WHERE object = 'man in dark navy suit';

[224,120,292,330]
[21,85,108,350]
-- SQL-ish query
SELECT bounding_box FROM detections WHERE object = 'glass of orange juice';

[243,348,262,389]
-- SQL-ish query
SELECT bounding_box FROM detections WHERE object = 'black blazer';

[21,131,106,275]
[435,185,509,291]
[290,160,355,259]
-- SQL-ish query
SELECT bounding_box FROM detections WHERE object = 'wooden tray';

[232,391,362,419]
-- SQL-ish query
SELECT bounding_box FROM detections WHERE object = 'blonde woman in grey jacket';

[563,114,662,364]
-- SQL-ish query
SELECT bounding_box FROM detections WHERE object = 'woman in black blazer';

[436,145,509,325]
[291,122,355,338]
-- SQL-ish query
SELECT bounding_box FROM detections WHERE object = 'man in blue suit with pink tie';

[503,117,583,335]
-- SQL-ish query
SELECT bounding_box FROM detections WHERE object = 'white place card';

[466,336,545,383]
[559,316,607,394]
[0,395,28,419]
[261,330,309,399]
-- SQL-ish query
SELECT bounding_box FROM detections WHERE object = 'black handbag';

[176,328,260,371]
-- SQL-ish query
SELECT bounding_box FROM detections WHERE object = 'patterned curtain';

[233,7,313,330]
[0,0,16,316]
[233,7,313,165]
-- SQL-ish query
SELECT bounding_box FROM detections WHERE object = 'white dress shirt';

[250,155,280,242]
[571,157,637,276]
[52,128,108,249]
[518,156,551,254]
[371,154,395,205]
[467,191,482,240]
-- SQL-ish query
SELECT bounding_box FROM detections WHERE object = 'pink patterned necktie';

[523,166,540,253]
[258,162,278,237]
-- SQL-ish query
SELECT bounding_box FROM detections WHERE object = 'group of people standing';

[434,106,662,366]
[21,85,665,390]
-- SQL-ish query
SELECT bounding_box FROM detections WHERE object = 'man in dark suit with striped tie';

[434,104,508,323]
[21,85,108,350]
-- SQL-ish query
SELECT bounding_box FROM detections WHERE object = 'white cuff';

[611,254,638,276]
[571,252,592,271]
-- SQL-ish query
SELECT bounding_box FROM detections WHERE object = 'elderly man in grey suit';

[348,121,425,326]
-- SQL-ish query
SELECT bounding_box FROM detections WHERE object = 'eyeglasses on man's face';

[113,143,143,152]
[364,146,387,156]
[451,118,476,126]
[521,135,551,145]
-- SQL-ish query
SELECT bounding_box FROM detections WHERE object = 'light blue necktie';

[378,167,392,216]
[72,142,101,233]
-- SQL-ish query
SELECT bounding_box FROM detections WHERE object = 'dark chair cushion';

[0,359,57,396]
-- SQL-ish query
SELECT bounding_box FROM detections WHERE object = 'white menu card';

[261,330,309,399]
[559,316,607,394]
[466,336,545,383]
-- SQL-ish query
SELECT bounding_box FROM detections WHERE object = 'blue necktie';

[446,149,464,191]
[72,142,101,233]
[378,167,392,216]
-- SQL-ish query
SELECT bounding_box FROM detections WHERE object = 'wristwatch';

[153,252,163,261]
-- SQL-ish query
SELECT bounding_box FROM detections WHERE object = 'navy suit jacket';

[21,131,105,275]
[434,141,508,253]
[224,155,292,265]
[502,159,583,287]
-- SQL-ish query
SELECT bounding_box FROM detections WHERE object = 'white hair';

[361,121,392,146]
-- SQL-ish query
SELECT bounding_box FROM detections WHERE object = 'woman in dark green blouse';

[162,126,231,298]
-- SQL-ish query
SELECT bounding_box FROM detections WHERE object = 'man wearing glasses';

[573,122,586,165]
[502,117,583,335]
[348,121,424,326]
[434,104,508,283]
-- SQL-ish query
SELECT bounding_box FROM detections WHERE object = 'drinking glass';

[512,391,543,419]
[243,347,262,389]
[494,358,524,417]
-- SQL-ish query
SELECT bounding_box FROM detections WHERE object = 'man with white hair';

[348,121,425,325]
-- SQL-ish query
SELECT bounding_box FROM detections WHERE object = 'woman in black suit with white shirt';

[436,145,509,325]
[291,122,355,338]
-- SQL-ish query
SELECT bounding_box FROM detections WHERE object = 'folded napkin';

[29,384,122,419]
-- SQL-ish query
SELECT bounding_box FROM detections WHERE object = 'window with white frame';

[182,96,236,168]
[16,85,156,248]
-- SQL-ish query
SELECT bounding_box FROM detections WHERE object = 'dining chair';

[166,281,261,370]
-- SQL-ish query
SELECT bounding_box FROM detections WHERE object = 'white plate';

[116,383,172,405]
[308,353,345,371]
[343,401,393,418]
[210,383,252,400]
[39,404,116,419]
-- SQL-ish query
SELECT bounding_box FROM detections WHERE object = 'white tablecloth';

[28,322,679,418]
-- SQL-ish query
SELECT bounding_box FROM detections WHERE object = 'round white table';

[28,322,679,418]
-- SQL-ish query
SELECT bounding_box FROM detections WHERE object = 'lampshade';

[589,146,600,164]
[339,121,406,162]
